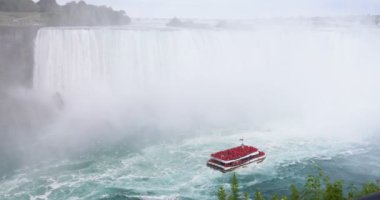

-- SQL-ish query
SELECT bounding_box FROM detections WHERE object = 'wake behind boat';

[207,142,266,173]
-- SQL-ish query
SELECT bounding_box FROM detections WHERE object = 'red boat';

[207,142,266,173]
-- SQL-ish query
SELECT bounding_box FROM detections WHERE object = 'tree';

[244,192,250,200]
[271,194,280,200]
[360,182,380,196]
[272,195,288,200]
[324,180,344,200]
[0,0,39,12]
[218,186,227,200]
[228,173,240,200]
[303,174,322,200]
[167,17,182,27]
[290,184,300,200]
[37,0,58,12]
[40,0,130,26]
[215,20,228,28]
[254,190,265,200]
[216,168,380,200]
[347,184,358,200]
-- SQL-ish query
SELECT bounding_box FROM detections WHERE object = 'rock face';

[0,1,132,177]
[0,26,55,176]
[0,25,39,89]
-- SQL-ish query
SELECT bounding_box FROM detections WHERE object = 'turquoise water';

[1,130,378,200]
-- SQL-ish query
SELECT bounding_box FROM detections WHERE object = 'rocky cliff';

[0,25,39,89]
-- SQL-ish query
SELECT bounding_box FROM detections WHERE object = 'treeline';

[0,0,39,12]
[166,17,215,28]
[217,170,380,200]
[0,0,130,26]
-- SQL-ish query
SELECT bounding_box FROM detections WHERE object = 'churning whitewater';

[1,26,380,199]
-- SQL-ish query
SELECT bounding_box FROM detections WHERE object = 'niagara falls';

[1,0,380,200]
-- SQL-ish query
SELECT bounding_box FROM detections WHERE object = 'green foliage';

[218,186,227,200]
[347,183,358,200]
[281,196,288,200]
[216,168,380,200]
[273,195,288,200]
[244,192,250,200]
[323,180,344,200]
[229,173,240,200]
[271,194,280,200]
[360,182,380,195]
[290,184,300,200]
[254,190,266,200]
[303,174,322,200]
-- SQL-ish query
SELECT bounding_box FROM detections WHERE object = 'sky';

[55,0,380,19]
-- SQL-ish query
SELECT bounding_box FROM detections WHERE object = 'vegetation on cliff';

[0,0,39,12]
[166,17,210,28]
[0,0,130,26]
[217,169,380,200]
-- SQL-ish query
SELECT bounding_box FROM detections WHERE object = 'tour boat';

[207,143,266,173]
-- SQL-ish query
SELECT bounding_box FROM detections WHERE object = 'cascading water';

[34,27,380,95]
[33,27,380,135]
[1,26,380,200]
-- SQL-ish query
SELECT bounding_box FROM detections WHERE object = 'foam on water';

[0,130,377,200]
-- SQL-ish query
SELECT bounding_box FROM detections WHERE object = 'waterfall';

[34,27,380,93]
[33,27,380,133]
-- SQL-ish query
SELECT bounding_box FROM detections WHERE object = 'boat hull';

[207,156,266,173]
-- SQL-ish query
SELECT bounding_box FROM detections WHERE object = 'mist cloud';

[55,0,380,19]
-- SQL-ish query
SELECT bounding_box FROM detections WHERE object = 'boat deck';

[211,145,258,161]
[207,145,266,173]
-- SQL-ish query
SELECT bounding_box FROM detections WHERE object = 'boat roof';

[211,145,258,161]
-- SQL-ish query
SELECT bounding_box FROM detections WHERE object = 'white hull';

[207,155,266,173]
